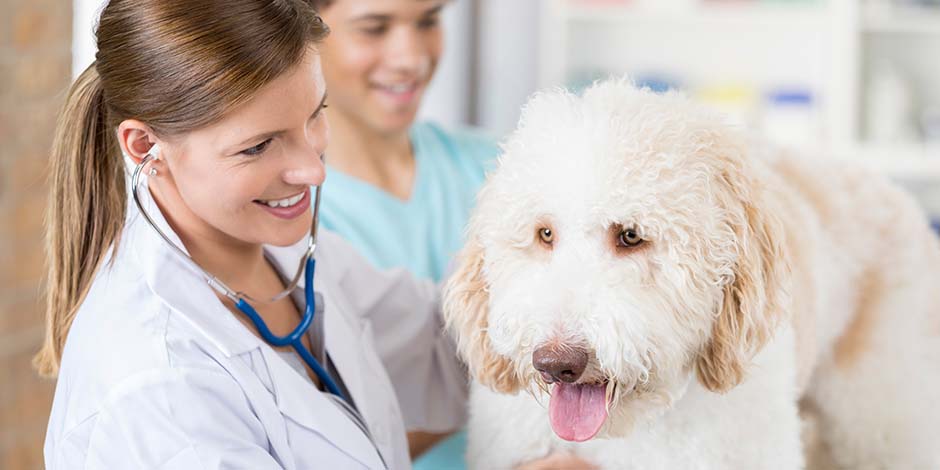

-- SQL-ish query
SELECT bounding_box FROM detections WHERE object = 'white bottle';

[866,60,918,143]
[762,88,818,150]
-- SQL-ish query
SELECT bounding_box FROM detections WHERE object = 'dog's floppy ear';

[443,235,524,393]
[695,151,789,393]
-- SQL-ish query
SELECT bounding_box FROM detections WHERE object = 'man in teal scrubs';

[312,1,498,468]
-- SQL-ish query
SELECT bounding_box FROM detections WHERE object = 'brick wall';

[1,0,72,468]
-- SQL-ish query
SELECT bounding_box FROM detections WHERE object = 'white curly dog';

[443,79,940,470]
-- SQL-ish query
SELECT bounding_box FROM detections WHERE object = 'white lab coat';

[43,186,468,469]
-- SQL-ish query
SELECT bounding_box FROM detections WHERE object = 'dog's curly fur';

[443,79,940,469]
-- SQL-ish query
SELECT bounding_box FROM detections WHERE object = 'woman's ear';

[695,142,790,393]
[117,119,160,165]
[443,231,524,394]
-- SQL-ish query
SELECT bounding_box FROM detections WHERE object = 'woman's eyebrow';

[231,91,329,150]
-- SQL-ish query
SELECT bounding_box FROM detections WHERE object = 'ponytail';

[34,63,126,377]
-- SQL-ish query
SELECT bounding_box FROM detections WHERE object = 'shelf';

[862,4,940,35]
[563,0,828,29]
[541,0,940,185]
[835,143,940,181]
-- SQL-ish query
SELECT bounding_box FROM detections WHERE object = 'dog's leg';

[800,398,840,470]
[806,264,940,470]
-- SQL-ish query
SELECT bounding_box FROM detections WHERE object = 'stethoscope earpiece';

[146,144,161,176]
[147,143,161,159]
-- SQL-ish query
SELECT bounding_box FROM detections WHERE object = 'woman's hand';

[514,452,599,470]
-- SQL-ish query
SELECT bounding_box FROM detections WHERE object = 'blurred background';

[1,0,71,467]
[3,0,940,467]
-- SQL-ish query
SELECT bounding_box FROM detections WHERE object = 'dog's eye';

[538,227,554,245]
[618,228,643,247]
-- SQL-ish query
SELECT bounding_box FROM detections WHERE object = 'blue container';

[636,76,680,94]
[767,89,813,106]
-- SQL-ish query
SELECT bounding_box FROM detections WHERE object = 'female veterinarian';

[37,0,593,469]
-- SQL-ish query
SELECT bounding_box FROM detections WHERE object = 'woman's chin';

[265,218,314,248]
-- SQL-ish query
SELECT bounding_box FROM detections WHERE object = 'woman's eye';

[241,138,272,156]
[618,228,644,247]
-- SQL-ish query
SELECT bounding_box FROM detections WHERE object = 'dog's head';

[443,79,789,441]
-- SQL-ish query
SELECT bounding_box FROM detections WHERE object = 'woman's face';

[318,0,445,135]
[147,49,329,250]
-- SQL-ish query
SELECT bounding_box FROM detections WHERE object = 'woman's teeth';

[259,192,304,208]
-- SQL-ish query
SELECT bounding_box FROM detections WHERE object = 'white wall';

[72,0,105,77]
[476,0,541,136]
[416,0,474,128]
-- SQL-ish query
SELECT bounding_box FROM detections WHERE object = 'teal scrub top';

[319,122,499,469]
[319,121,499,282]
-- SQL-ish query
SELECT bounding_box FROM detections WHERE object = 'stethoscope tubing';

[130,146,387,468]
[233,257,346,399]
[130,153,344,399]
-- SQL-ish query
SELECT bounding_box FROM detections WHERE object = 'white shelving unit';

[562,2,828,29]
[862,3,940,34]
[538,0,940,186]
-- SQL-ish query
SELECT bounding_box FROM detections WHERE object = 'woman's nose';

[282,144,326,187]
[283,116,329,186]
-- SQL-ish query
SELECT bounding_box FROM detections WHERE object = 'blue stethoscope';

[131,145,345,399]
[232,257,347,397]
[130,146,388,467]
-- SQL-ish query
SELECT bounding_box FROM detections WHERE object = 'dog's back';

[768,152,940,469]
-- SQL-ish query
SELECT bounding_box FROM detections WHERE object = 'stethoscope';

[130,144,387,468]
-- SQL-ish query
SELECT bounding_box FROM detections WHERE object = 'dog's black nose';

[533,345,589,383]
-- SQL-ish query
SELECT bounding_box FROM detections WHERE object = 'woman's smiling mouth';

[253,189,310,219]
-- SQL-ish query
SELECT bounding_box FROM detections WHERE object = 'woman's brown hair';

[36,0,329,376]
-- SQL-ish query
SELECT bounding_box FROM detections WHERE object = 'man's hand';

[515,452,599,470]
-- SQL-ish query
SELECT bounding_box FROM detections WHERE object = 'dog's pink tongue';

[548,382,608,442]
